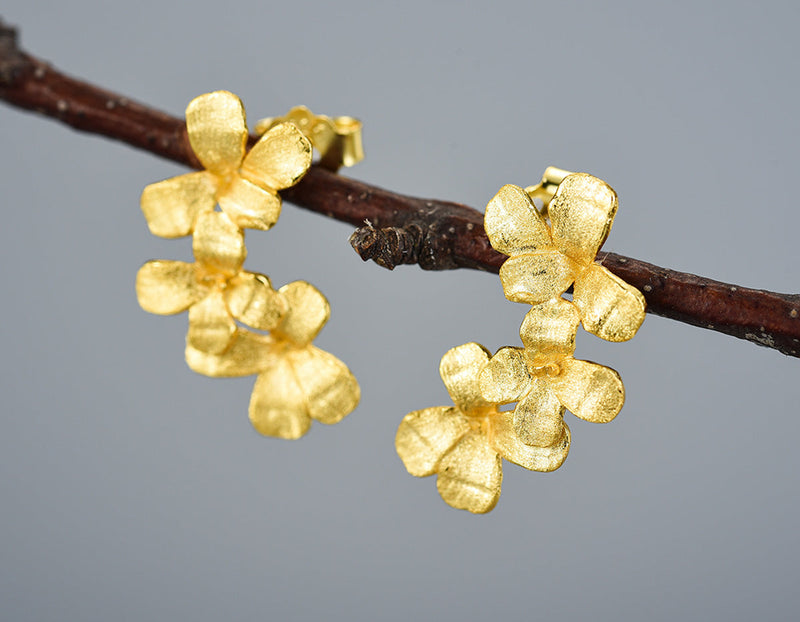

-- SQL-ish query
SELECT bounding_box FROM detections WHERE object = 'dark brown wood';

[2,18,799,357]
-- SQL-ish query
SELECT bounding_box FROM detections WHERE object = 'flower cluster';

[395,343,570,514]
[396,172,644,513]
[136,91,359,438]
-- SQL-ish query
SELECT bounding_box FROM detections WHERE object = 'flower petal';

[512,377,565,447]
[573,263,646,342]
[187,289,237,355]
[140,172,216,238]
[519,298,580,366]
[439,342,492,415]
[436,432,502,514]
[552,358,625,424]
[241,122,312,191]
[479,347,531,404]
[192,210,246,276]
[484,184,552,256]
[288,346,360,425]
[490,412,570,472]
[548,173,618,266]
[136,260,206,315]
[499,251,575,304]
[225,272,287,331]
[249,358,311,439]
[185,329,276,378]
[218,175,282,231]
[185,91,247,174]
[395,406,470,477]
[273,281,330,346]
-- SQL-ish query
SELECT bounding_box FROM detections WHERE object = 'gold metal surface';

[182,282,361,438]
[484,172,646,341]
[479,341,625,451]
[256,105,364,171]
[141,91,312,236]
[181,281,360,439]
[395,343,571,514]
[137,92,359,438]
[472,169,644,477]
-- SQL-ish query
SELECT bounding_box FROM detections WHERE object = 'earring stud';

[256,105,364,171]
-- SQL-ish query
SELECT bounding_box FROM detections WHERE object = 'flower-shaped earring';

[185,281,360,440]
[141,91,312,236]
[137,210,286,355]
[396,343,570,514]
[136,91,361,438]
[484,168,645,342]
[480,299,624,449]
[397,168,645,513]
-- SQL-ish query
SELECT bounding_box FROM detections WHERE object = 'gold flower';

[395,342,570,514]
[185,281,360,440]
[136,210,287,354]
[141,91,312,237]
[484,173,646,342]
[479,299,625,449]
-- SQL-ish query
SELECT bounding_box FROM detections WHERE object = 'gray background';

[1,1,799,620]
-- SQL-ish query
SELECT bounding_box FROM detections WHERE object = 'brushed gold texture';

[137,92,358,439]
[183,281,360,439]
[479,345,625,450]
[396,343,570,514]
[141,91,312,235]
[485,172,646,342]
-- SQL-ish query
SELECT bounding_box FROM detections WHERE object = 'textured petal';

[395,406,470,477]
[439,342,492,415]
[185,329,276,378]
[192,210,246,276]
[513,377,565,447]
[436,432,502,514]
[225,272,287,331]
[140,172,216,238]
[288,346,360,425]
[548,173,618,265]
[249,358,311,439]
[479,347,531,404]
[186,91,247,174]
[490,412,570,472]
[553,358,625,423]
[218,175,282,231]
[187,289,237,354]
[273,281,330,346]
[241,122,312,191]
[573,263,646,342]
[519,298,580,366]
[499,251,575,304]
[136,260,207,315]
[484,184,552,256]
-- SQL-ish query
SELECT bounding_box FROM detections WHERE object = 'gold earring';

[136,91,360,439]
[395,168,645,513]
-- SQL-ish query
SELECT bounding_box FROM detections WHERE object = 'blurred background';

[1,1,798,620]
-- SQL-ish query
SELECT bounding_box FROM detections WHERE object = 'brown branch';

[2,18,799,357]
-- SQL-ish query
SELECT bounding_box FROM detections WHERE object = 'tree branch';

[2,18,799,357]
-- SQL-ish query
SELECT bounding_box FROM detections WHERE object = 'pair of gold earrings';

[136,92,646,514]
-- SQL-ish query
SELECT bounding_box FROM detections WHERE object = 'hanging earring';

[136,91,361,439]
[396,168,645,513]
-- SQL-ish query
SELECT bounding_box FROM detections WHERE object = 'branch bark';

[2,18,799,357]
